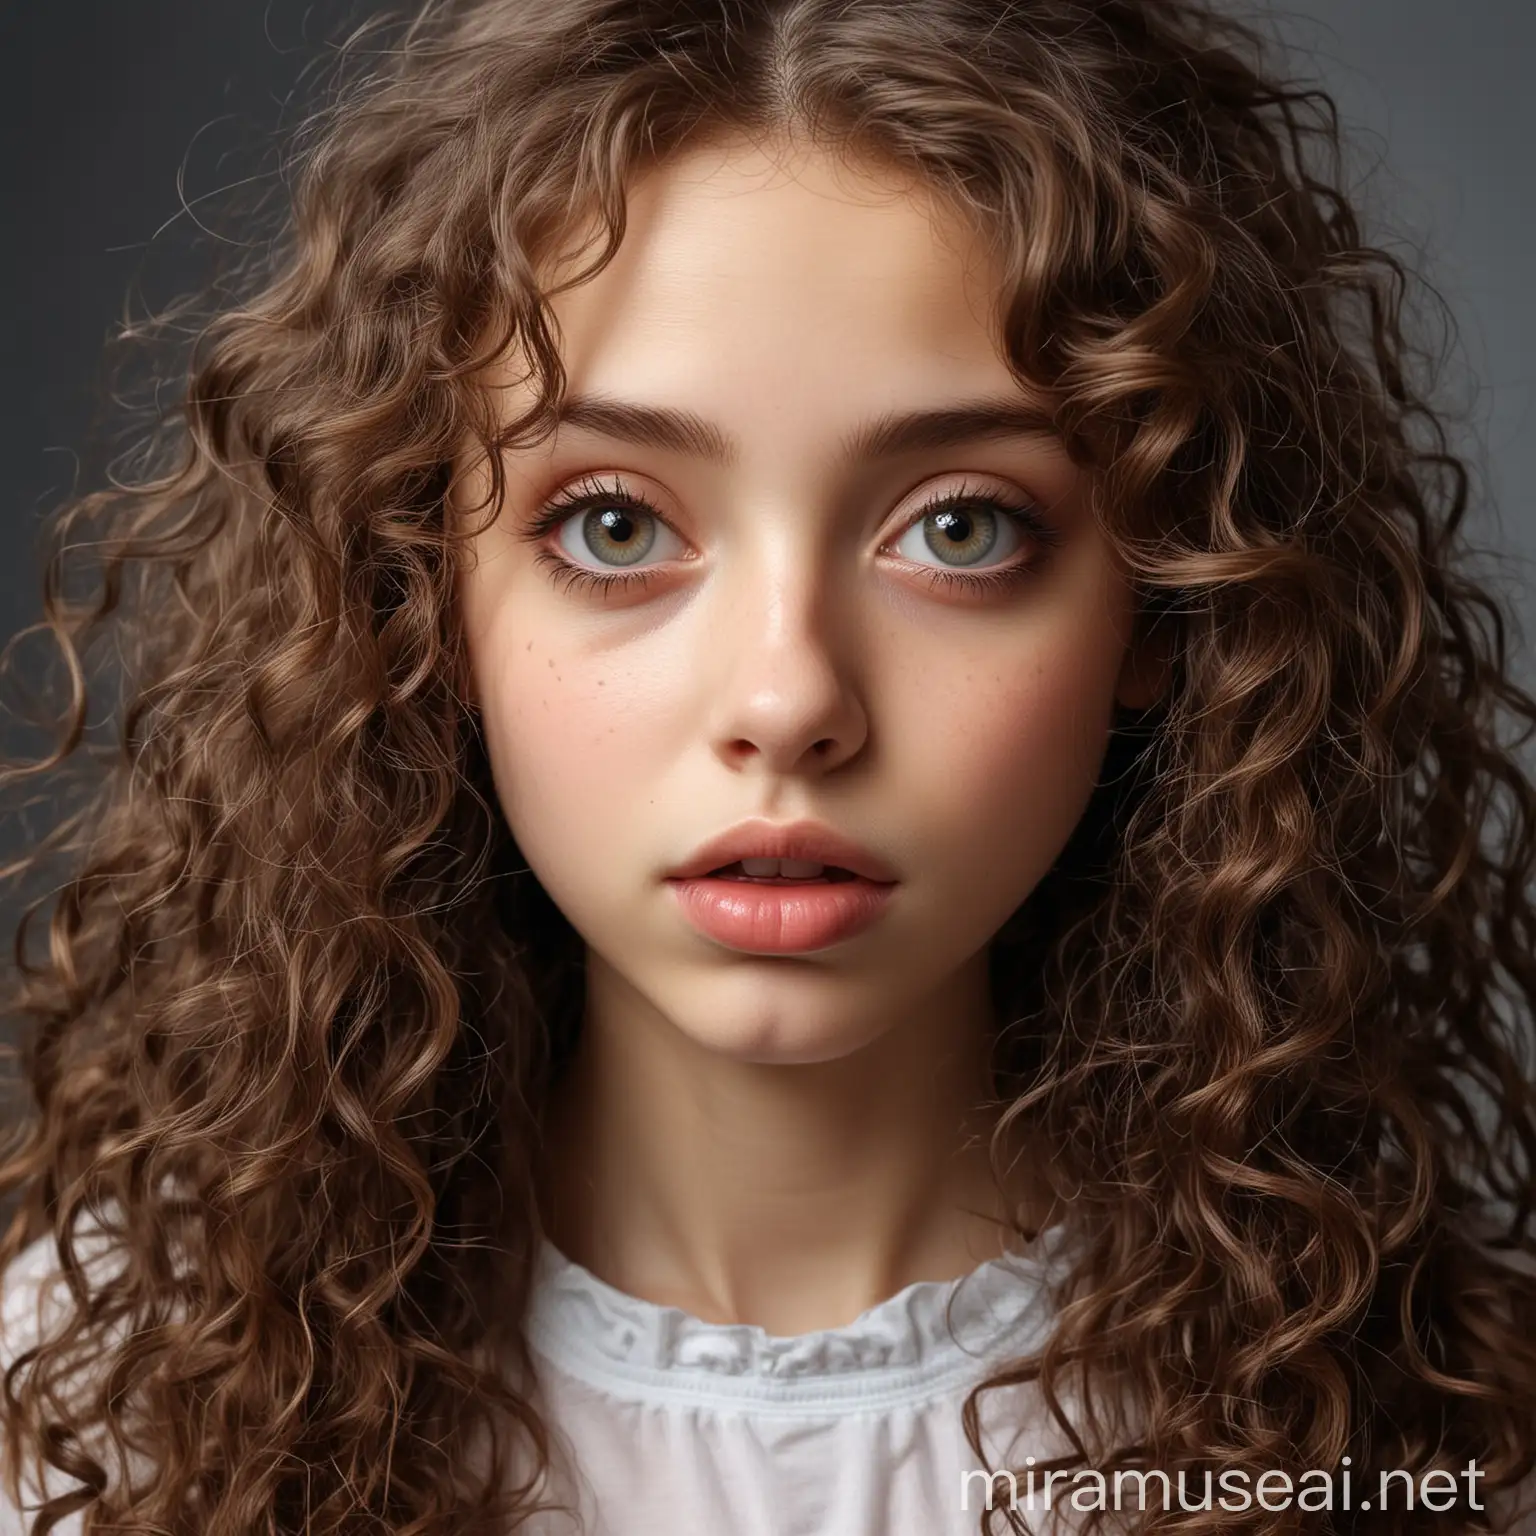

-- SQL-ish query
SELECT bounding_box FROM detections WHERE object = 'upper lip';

[667,819,899,883]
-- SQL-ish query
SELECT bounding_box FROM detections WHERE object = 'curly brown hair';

[3,0,1535,1532]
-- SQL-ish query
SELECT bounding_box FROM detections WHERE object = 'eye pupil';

[581,504,656,566]
[923,504,998,565]
[598,508,638,543]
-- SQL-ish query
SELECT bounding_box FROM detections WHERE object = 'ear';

[1114,608,1175,713]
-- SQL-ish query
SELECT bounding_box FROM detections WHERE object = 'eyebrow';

[551,393,1059,467]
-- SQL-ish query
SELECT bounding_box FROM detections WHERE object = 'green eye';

[910,504,1006,566]
[566,504,659,567]
[891,490,1047,571]
[533,476,688,574]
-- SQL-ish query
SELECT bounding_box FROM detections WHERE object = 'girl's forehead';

[504,136,1020,433]
[547,132,987,284]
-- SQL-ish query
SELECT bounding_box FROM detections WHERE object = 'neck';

[538,948,1047,1334]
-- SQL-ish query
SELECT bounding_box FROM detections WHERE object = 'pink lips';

[668,875,895,953]
[664,819,898,955]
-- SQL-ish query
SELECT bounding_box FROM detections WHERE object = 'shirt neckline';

[526,1228,1067,1413]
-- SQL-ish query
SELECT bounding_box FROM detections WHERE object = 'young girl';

[3,0,1534,1532]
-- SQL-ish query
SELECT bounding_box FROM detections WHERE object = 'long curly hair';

[4,0,1535,1532]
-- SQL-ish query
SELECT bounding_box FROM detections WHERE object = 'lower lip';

[667,877,896,954]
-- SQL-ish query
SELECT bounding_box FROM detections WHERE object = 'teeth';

[780,858,827,879]
[738,857,827,878]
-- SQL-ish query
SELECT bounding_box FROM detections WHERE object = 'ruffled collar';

[526,1230,1065,1411]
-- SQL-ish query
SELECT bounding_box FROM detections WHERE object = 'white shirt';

[522,1235,1069,1535]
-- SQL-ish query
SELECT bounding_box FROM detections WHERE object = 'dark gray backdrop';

[1,2,1533,1044]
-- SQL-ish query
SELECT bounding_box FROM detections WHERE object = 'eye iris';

[583,505,655,566]
[923,506,998,566]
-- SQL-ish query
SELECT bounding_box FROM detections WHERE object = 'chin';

[663,977,896,1067]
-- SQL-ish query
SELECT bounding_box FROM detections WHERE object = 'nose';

[704,545,869,778]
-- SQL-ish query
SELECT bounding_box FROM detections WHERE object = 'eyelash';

[522,474,1063,599]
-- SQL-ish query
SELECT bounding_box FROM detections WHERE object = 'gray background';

[0,2,1532,1048]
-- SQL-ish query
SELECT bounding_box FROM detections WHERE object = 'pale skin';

[455,134,1165,1335]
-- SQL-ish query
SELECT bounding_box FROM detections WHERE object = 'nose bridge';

[722,521,842,690]
[705,515,865,774]
[751,521,827,647]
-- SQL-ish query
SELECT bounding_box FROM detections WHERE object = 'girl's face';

[458,136,1159,1066]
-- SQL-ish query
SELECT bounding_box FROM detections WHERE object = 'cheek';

[467,602,677,885]
[480,650,618,824]
[894,614,1125,878]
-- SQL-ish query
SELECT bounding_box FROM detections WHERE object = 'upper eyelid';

[532,472,1050,542]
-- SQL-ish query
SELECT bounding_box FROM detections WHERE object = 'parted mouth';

[705,858,861,883]
[667,819,899,884]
